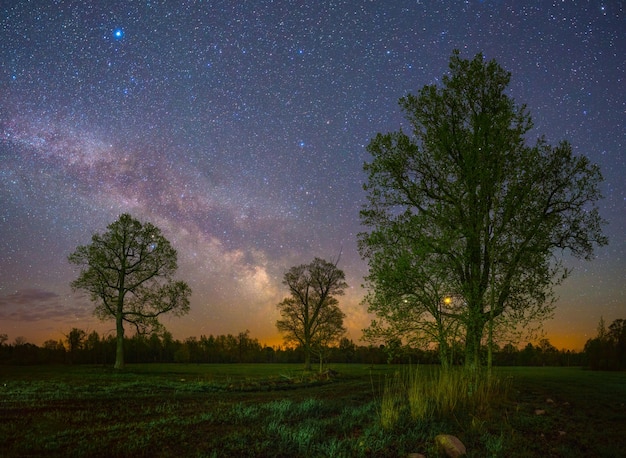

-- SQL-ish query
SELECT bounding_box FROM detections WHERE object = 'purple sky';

[1,1,624,350]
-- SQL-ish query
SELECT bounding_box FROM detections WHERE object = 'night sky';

[1,1,624,350]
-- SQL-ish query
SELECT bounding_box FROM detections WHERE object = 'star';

[0,0,623,351]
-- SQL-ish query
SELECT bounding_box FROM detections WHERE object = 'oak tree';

[276,257,347,371]
[69,213,191,369]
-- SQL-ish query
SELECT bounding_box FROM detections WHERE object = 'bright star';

[113,29,124,40]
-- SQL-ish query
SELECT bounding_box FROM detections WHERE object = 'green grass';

[497,367,626,457]
[380,365,510,427]
[1,364,624,457]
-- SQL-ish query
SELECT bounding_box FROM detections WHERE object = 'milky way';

[1,1,624,349]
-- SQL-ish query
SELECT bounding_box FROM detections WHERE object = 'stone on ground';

[435,434,466,457]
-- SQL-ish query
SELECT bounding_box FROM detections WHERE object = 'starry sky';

[1,1,624,351]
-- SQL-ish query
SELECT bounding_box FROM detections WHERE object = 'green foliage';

[483,431,505,457]
[68,213,191,369]
[360,51,607,369]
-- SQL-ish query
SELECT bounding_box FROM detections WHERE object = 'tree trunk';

[464,317,485,371]
[114,311,125,370]
[487,308,494,379]
[438,340,451,370]
[304,348,311,371]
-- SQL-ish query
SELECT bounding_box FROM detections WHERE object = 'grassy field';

[1,364,624,457]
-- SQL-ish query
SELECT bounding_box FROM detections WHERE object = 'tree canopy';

[68,213,191,369]
[359,51,607,370]
[276,257,347,371]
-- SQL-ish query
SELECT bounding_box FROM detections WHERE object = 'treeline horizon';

[0,327,604,369]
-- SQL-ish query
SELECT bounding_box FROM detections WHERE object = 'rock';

[535,409,545,415]
[319,369,339,380]
[435,434,466,457]
[546,398,555,404]
[407,454,426,458]
[559,431,567,436]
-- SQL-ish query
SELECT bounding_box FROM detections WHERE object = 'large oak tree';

[69,214,191,369]
[359,51,607,370]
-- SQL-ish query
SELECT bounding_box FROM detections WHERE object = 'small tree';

[65,327,86,364]
[68,213,191,369]
[276,257,347,371]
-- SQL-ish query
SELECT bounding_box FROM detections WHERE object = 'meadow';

[1,363,624,457]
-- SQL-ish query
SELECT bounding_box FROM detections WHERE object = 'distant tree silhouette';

[276,257,347,371]
[65,328,86,364]
[585,317,626,370]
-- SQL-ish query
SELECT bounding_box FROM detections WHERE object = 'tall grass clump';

[381,366,510,427]
[379,371,404,429]
[406,367,433,421]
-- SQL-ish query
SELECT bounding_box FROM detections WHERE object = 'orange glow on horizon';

[6,314,595,353]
